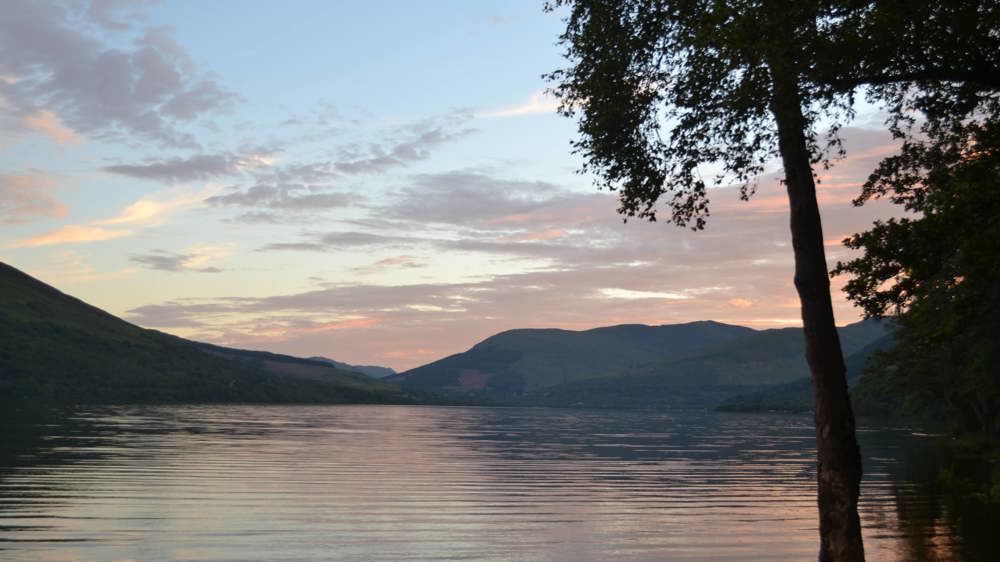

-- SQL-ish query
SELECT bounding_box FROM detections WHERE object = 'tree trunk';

[768,62,866,560]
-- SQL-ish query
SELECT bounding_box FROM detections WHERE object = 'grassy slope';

[0,262,416,404]
[392,321,756,393]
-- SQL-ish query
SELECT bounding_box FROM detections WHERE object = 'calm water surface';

[0,405,994,561]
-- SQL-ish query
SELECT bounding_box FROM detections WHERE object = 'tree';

[832,0,1000,435]
[836,129,1000,434]
[545,1,866,559]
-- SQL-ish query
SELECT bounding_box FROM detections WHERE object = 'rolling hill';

[307,357,396,378]
[0,262,417,405]
[391,318,890,409]
[389,321,755,394]
[716,334,895,413]
[536,326,890,409]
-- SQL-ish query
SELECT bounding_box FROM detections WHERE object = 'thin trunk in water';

[768,59,866,561]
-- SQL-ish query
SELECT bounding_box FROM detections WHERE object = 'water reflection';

[0,405,995,561]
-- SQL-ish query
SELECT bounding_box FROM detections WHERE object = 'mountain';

[391,318,890,409]
[0,262,417,405]
[529,320,890,409]
[307,357,396,379]
[390,321,755,394]
[716,334,895,413]
[624,319,887,386]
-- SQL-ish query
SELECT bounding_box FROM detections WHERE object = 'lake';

[1,405,995,561]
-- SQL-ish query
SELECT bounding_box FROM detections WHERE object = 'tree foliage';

[544,0,855,228]
[827,0,1000,436]
[834,105,1000,436]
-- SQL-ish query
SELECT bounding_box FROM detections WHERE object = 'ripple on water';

[0,405,985,561]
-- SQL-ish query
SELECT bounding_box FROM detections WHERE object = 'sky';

[0,0,905,371]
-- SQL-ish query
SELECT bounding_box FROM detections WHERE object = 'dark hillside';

[392,321,755,394]
[0,262,416,405]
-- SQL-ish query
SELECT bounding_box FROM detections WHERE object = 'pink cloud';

[299,317,380,334]
[10,225,131,247]
[728,298,754,308]
[498,228,567,242]
[0,172,67,224]
[23,110,81,145]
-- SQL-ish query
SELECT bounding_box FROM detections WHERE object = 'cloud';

[11,224,131,247]
[204,125,472,218]
[207,184,356,210]
[351,255,424,275]
[257,231,412,253]
[0,171,67,224]
[333,127,475,175]
[248,171,616,259]
[0,0,236,147]
[123,262,778,369]
[498,228,568,242]
[10,185,217,247]
[384,171,569,226]
[130,243,231,273]
[98,185,218,227]
[599,288,691,300]
[728,298,754,308]
[22,109,81,144]
[86,0,157,31]
[104,153,242,183]
[114,126,907,370]
[476,91,560,118]
[25,250,138,285]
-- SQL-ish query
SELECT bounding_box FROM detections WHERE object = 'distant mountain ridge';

[1,260,890,411]
[390,321,755,393]
[0,262,417,405]
[392,318,890,409]
[307,357,396,379]
[717,334,895,413]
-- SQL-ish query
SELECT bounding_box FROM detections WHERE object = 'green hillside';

[532,321,890,409]
[0,262,417,405]
[716,335,894,413]
[391,321,755,394]
[391,316,889,410]
[629,320,888,386]
[307,356,396,378]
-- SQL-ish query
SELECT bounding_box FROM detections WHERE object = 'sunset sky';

[0,0,905,370]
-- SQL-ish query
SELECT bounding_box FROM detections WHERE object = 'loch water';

[1,405,996,561]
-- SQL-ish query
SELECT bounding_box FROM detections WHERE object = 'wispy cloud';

[126,127,909,369]
[476,91,560,118]
[12,224,131,247]
[105,154,241,183]
[130,243,232,273]
[25,250,137,285]
[599,288,691,301]
[0,171,67,224]
[10,185,218,247]
[103,148,278,183]
[351,255,425,275]
[98,185,220,227]
[332,126,475,174]
[0,0,236,147]
[22,110,81,145]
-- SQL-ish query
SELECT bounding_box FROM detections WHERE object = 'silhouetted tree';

[833,0,1000,436]
[545,1,868,558]
[546,1,1000,559]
